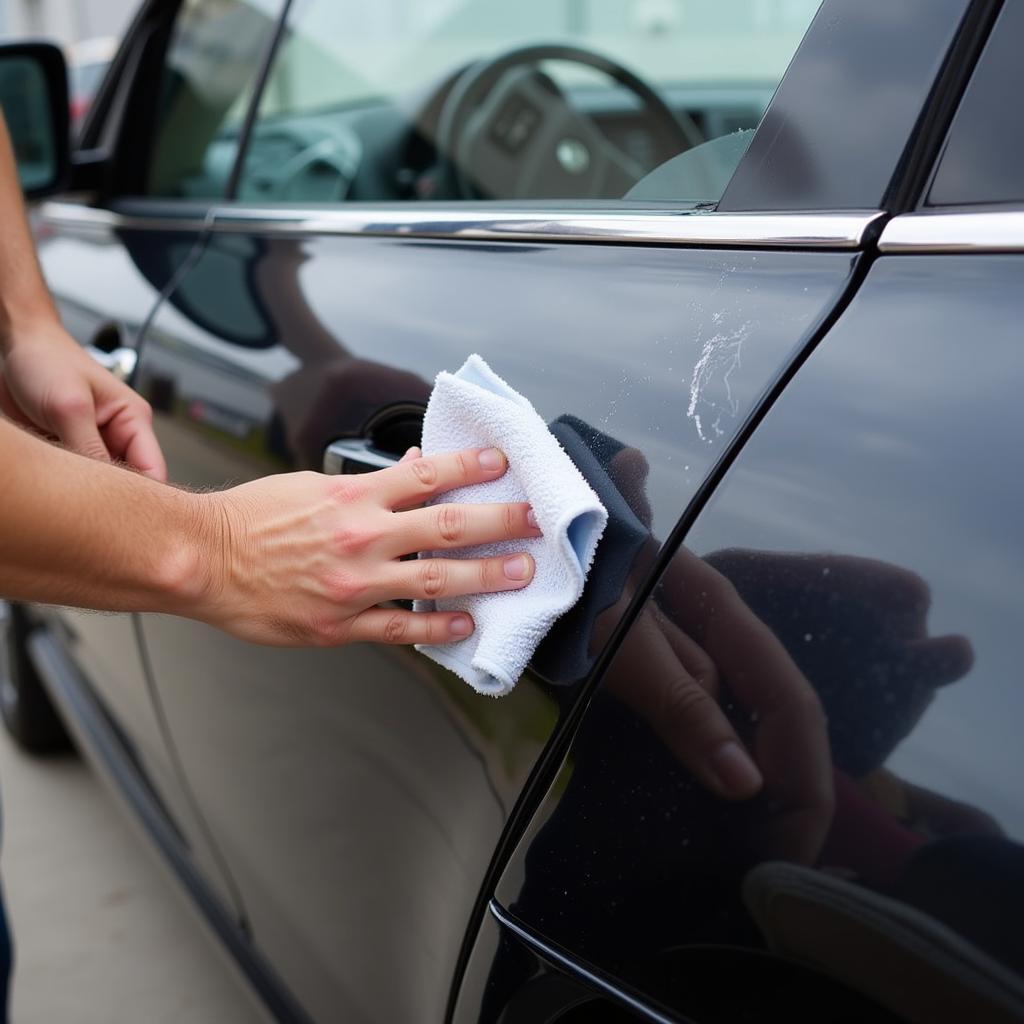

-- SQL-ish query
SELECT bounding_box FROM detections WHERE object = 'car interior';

[144,0,816,209]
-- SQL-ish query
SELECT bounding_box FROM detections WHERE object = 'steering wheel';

[435,44,702,201]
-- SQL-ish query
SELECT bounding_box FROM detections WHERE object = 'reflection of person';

[488,431,1006,1024]
[574,438,978,864]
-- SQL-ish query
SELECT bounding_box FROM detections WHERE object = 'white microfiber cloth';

[414,355,607,696]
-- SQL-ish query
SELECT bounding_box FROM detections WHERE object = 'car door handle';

[86,345,137,383]
[323,438,400,475]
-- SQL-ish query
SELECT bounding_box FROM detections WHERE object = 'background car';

[1,0,1022,1022]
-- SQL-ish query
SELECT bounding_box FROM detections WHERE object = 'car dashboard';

[182,80,775,206]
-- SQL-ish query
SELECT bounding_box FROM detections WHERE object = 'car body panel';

[488,251,1024,1024]
[130,227,859,1023]
[13,0,1020,1020]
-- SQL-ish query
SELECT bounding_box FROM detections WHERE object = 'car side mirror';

[0,42,70,198]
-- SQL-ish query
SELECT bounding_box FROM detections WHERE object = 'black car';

[1,0,1023,1021]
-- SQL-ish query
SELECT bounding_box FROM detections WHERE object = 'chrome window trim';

[40,200,882,250]
[878,210,1024,253]
[488,901,676,1024]
[39,201,210,234]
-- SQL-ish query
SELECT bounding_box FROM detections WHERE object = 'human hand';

[609,547,833,863]
[703,549,973,776]
[0,323,166,479]
[189,446,541,647]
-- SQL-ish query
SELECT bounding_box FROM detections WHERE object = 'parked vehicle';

[1,0,1022,1021]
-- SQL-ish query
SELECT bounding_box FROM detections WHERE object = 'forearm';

[0,111,61,353]
[0,416,207,612]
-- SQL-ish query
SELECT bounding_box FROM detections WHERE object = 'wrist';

[0,309,71,356]
[151,488,225,616]
[156,488,254,631]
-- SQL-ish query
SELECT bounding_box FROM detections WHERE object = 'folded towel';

[414,355,607,696]
[532,416,651,686]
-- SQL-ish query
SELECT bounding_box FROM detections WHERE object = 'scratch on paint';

[686,318,753,443]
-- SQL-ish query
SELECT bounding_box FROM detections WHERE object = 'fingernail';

[450,615,473,636]
[708,741,762,798]
[503,555,532,581]
[479,448,504,471]
[527,508,539,529]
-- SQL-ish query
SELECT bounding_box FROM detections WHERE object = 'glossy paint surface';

[493,254,1024,1023]
[131,230,857,1023]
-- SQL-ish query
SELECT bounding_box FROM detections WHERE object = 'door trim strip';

[40,200,882,250]
[488,901,676,1024]
[878,210,1024,252]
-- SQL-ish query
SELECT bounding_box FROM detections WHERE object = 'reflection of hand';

[271,356,431,468]
[610,547,834,864]
[593,444,831,861]
[192,447,542,646]
[704,550,974,775]
[0,325,166,480]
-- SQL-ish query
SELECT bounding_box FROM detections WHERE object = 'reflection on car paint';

[485,256,1024,1024]
[131,231,861,1023]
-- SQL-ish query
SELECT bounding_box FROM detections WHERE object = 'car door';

[128,1,977,1021]
[466,2,1024,1023]
[32,0,288,922]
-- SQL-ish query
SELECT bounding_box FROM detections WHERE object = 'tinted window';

[928,1,1024,206]
[235,0,821,206]
[146,0,283,199]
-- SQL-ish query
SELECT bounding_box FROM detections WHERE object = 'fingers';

[347,608,475,645]
[379,552,535,603]
[619,612,762,801]
[50,389,111,463]
[121,426,169,481]
[655,605,720,696]
[102,404,168,481]
[389,501,540,556]
[896,633,974,689]
[372,447,509,509]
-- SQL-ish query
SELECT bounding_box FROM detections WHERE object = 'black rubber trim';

[224,0,296,201]
[27,628,315,1024]
[444,238,884,1022]
[489,901,677,1024]
[76,0,168,152]
[884,0,1004,213]
[100,1,181,201]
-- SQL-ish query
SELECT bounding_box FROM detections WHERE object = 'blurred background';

[0,0,135,44]
[0,0,136,130]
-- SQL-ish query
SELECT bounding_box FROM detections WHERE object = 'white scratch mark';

[686,320,753,443]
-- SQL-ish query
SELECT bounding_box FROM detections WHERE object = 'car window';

[146,0,284,199]
[234,0,822,207]
[927,0,1023,207]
